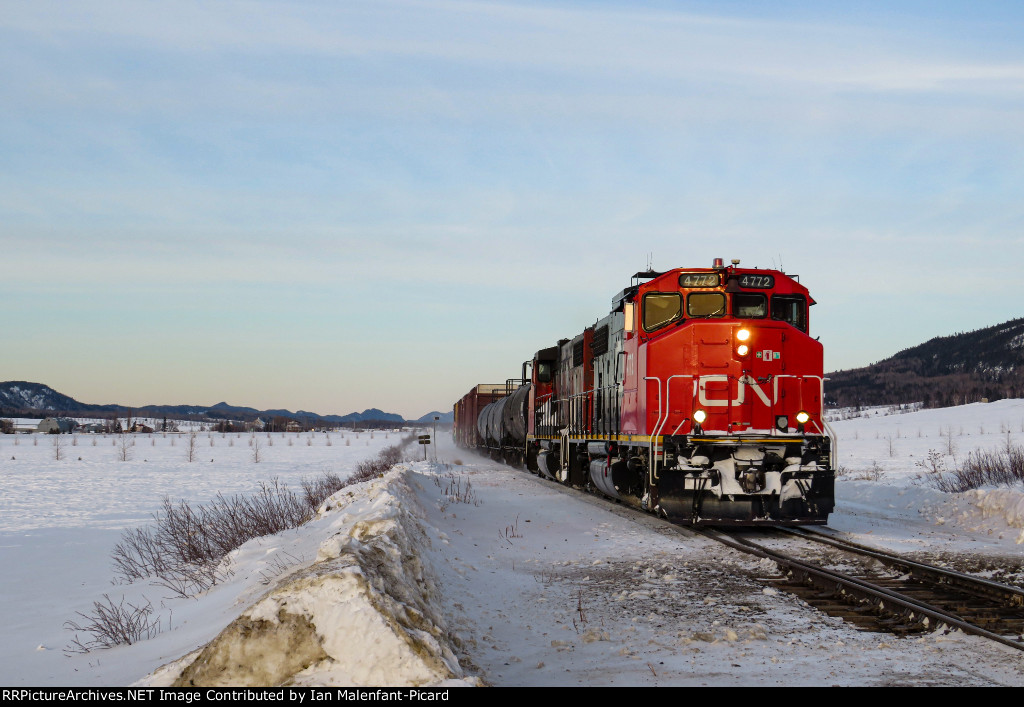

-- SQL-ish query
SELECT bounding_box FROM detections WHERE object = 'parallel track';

[692,525,1024,652]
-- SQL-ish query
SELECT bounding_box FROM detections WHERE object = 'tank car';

[454,259,836,525]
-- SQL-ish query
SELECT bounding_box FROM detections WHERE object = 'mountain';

[826,317,1024,409]
[414,410,454,423]
[0,382,413,425]
[0,382,99,413]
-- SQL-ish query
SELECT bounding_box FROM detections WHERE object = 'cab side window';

[642,293,682,332]
[536,362,553,383]
[771,295,807,331]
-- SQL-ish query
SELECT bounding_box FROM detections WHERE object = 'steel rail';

[781,526,1024,607]
[692,526,1024,653]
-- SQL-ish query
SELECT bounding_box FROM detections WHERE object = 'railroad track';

[692,525,1024,652]
[487,458,1024,651]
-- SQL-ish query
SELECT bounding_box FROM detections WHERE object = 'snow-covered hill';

[0,381,92,412]
[0,381,416,423]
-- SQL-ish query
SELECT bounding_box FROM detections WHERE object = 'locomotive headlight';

[736,344,749,356]
[795,410,810,433]
[692,409,706,436]
[736,329,751,342]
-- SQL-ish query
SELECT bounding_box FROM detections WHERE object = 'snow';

[3,403,1024,686]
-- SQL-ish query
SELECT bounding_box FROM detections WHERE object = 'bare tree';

[250,433,262,463]
[118,433,132,462]
[53,434,65,461]
[186,431,198,463]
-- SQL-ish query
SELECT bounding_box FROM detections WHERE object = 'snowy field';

[3,401,1024,686]
[0,429,403,685]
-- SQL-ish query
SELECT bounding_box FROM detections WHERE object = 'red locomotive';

[454,259,836,525]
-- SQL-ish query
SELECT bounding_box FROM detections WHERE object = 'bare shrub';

[64,595,161,652]
[300,471,345,510]
[499,514,523,545]
[924,445,1024,493]
[885,433,896,457]
[915,449,947,475]
[108,435,417,603]
[850,460,884,482]
[434,472,480,505]
[942,426,958,456]
[111,480,306,592]
[111,527,171,582]
[258,551,305,586]
[346,440,411,485]
[573,589,588,634]
[154,561,231,599]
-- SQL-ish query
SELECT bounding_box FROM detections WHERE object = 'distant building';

[37,417,78,434]
[252,417,267,431]
[285,420,302,433]
[79,422,105,433]
[129,421,155,434]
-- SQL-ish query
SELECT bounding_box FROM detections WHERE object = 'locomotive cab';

[608,260,835,523]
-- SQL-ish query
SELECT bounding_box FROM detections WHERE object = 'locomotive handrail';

[669,377,700,436]
[821,416,838,467]
[652,375,697,480]
[643,370,667,442]
[643,375,665,485]
[772,374,837,458]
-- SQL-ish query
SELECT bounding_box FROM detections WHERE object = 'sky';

[3,0,1024,419]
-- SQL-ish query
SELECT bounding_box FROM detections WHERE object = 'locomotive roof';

[612,264,814,310]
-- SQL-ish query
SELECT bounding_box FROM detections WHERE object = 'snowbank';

[965,488,1024,543]
[142,465,478,687]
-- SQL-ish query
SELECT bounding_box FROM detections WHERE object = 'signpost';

[418,434,430,461]
[433,415,440,462]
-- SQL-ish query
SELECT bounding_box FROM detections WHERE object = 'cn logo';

[697,375,771,407]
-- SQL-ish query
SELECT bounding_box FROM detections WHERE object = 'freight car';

[453,259,836,525]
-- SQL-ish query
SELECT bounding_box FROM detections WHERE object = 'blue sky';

[2,0,1023,418]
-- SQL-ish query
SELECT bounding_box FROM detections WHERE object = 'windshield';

[687,292,726,318]
[643,293,682,331]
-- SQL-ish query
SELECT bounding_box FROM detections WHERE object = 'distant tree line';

[827,317,1024,409]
